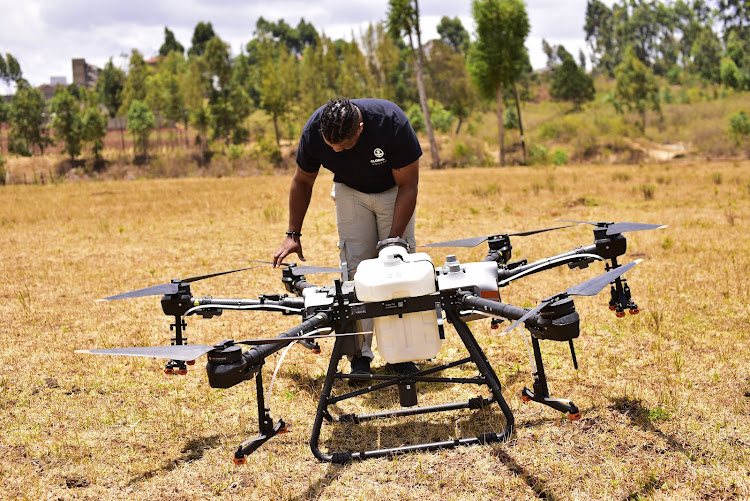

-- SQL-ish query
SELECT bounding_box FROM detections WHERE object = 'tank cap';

[445,255,458,263]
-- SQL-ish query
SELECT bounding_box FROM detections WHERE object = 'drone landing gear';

[521,337,581,420]
[164,315,191,375]
[234,364,287,465]
[309,310,514,463]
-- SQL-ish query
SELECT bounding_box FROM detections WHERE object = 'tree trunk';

[513,82,526,165]
[412,0,441,169]
[272,112,281,147]
[455,117,463,135]
[119,116,125,153]
[496,82,505,166]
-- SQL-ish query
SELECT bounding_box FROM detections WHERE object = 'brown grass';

[1,161,749,500]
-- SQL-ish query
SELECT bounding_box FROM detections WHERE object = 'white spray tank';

[353,244,442,364]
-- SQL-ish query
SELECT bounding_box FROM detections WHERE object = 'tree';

[257,42,298,146]
[691,27,722,82]
[468,0,529,166]
[188,21,216,57]
[425,41,477,134]
[81,106,107,163]
[436,16,470,53]
[614,46,661,132]
[159,26,185,56]
[361,23,401,102]
[0,53,23,85]
[127,100,155,159]
[585,0,617,76]
[8,82,52,156]
[50,87,83,162]
[388,0,440,169]
[549,55,596,108]
[119,50,151,117]
[95,58,125,151]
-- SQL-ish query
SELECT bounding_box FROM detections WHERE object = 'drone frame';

[81,220,664,464]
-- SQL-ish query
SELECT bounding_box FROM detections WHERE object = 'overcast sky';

[1,0,610,91]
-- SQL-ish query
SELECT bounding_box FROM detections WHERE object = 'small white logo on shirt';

[371,147,387,165]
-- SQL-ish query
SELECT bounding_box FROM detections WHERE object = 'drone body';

[78,220,665,464]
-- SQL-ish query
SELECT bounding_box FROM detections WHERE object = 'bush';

[551,148,569,165]
[406,100,455,133]
[529,143,549,165]
[0,153,6,185]
[728,111,750,145]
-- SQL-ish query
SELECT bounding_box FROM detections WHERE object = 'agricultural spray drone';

[77,219,666,464]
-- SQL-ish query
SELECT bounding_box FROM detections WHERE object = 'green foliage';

[188,21,216,57]
[96,59,125,120]
[8,82,52,156]
[127,100,156,157]
[504,108,518,130]
[0,151,6,185]
[81,106,108,161]
[467,0,530,99]
[159,26,185,56]
[118,50,151,117]
[407,100,454,133]
[50,87,83,161]
[728,111,750,145]
[614,46,661,131]
[549,56,595,107]
[528,143,548,165]
[0,52,23,84]
[436,16,470,53]
[690,28,722,83]
[551,148,569,165]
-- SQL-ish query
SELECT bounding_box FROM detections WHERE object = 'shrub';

[504,108,519,130]
[529,143,548,165]
[728,111,750,145]
[551,148,569,165]
[406,100,454,133]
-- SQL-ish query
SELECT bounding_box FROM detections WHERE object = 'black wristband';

[286,231,302,238]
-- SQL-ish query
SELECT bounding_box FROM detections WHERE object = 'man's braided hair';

[320,98,359,144]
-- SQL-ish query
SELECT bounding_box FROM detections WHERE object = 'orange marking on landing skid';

[480,291,500,300]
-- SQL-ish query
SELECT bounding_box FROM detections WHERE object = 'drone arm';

[188,296,305,316]
[459,292,529,324]
[242,312,332,367]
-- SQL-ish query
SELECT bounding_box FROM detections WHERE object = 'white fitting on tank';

[354,245,441,363]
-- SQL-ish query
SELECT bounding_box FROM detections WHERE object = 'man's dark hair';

[320,98,359,143]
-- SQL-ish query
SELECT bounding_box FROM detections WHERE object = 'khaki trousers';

[331,182,416,360]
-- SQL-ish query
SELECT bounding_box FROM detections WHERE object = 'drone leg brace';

[164,315,190,375]
[521,337,581,420]
[309,312,514,463]
[233,365,287,465]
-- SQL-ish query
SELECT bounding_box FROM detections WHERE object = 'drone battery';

[398,380,418,407]
[206,346,248,388]
[354,244,442,364]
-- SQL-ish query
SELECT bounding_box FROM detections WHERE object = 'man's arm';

[273,166,318,267]
[389,159,419,239]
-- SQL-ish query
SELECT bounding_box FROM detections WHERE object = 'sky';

[0,0,609,91]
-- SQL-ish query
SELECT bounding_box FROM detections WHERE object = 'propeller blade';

[291,265,342,276]
[605,222,668,235]
[502,260,642,334]
[423,224,576,248]
[507,223,577,236]
[422,236,489,248]
[555,219,668,235]
[75,344,214,361]
[502,301,550,334]
[98,283,180,301]
[564,259,641,297]
[245,259,294,267]
[180,265,264,284]
[98,266,263,301]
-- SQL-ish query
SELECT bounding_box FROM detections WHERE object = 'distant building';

[50,76,67,86]
[72,58,101,89]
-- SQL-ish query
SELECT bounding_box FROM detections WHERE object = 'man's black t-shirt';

[296,99,422,193]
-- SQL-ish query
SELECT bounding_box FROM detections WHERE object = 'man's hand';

[273,237,305,268]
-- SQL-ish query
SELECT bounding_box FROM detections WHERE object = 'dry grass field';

[1,160,749,500]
